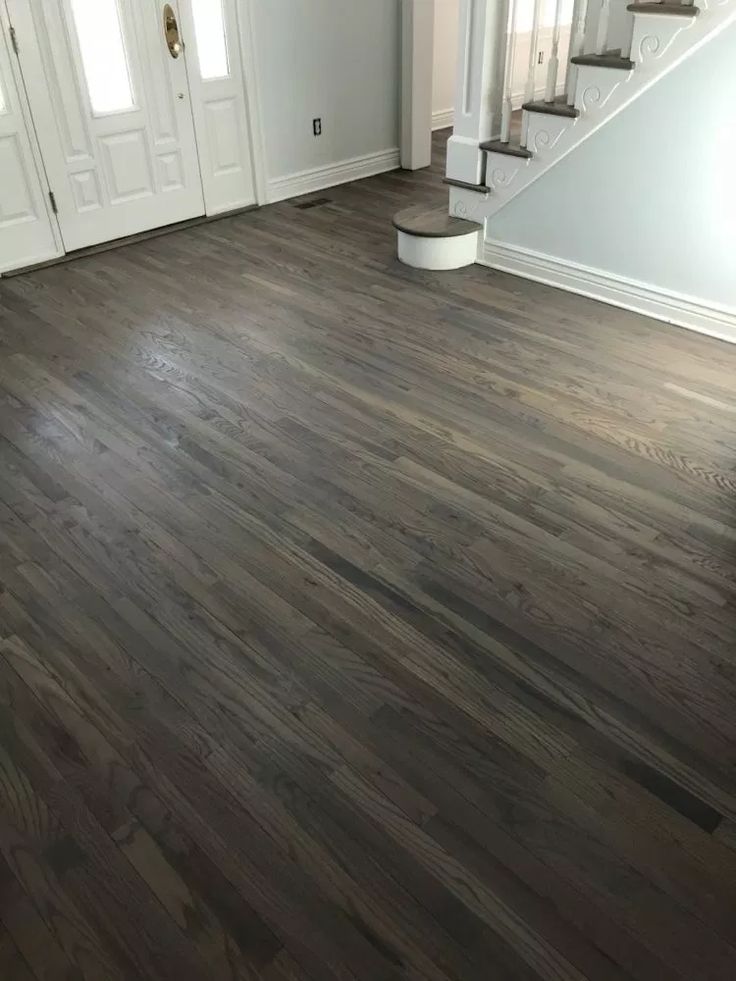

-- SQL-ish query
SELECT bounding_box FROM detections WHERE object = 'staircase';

[395,0,736,271]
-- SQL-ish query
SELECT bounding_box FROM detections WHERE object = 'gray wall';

[252,0,401,180]
[488,20,736,313]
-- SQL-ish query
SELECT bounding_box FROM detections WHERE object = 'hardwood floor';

[1,130,736,981]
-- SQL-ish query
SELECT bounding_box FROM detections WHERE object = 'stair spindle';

[621,7,635,59]
[595,0,612,56]
[545,0,566,103]
[500,0,521,142]
[521,0,545,146]
[565,0,590,105]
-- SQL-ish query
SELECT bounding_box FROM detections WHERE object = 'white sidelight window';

[190,0,229,79]
[70,0,135,114]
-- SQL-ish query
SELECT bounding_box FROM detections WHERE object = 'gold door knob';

[163,3,183,58]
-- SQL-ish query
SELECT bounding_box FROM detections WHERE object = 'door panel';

[179,0,255,215]
[0,6,60,272]
[9,0,205,251]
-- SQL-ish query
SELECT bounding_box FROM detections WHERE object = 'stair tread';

[480,140,533,159]
[626,2,700,15]
[393,205,483,238]
[571,53,635,69]
[522,99,580,118]
[442,177,491,194]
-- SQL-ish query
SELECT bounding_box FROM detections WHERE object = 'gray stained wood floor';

[1,131,736,981]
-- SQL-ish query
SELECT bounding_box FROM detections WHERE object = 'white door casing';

[179,0,256,214]
[0,5,60,272]
[8,0,205,252]
[400,0,434,171]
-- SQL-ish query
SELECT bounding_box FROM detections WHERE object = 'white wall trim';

[267,148,400,204]
[401,0,435,169]
[236,0,270,206]
[432,109,454,130]
[481,240,736,345]
[2,0,64,268]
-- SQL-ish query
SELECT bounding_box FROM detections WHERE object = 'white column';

[400,0,435,171]
[446,0,501,185]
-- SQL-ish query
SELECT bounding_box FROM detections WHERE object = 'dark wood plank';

[1,128,736,980]
[0,924,35,981]
[393,205,483,238]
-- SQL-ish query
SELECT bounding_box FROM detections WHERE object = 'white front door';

[0,6,60,271]
[179,0,256,215]
[8,0,205,252]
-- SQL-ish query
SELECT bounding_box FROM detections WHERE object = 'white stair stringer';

[449,0,736,226]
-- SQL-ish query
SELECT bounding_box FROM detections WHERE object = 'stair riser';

[525,112,575,158]
[630,11,697,65]
[573,64,632,113]
[397,230,480,270]
[484,153,531,195]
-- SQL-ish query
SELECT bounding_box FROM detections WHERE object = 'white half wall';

[252,1,401,198]
[484,21,736,341]
[432,0,459,129]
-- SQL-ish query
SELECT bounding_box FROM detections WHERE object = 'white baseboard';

[267,148,400,204]
[432,109,454,131]
[481,240,736,345]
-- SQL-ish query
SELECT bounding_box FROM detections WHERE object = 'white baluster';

[545,0,565,103]
[500,0,521,142]
[521,0,544,146]
[595,0,612,56]
[621,8,635,59]
[565,0,591,105]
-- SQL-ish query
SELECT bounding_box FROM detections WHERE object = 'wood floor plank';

[1,130,735,979]
[0,924,36,981]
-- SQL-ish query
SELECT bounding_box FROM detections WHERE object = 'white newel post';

[446,0,499,185]
[400,0,435,171]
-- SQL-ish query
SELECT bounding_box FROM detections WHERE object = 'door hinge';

[9,25,19,54]
[48,191,58,215]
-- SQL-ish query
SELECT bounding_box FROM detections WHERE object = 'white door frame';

[0,0,64,270]
[400,0,434,171]
[235,0,268,205]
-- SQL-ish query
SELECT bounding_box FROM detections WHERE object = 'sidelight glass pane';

[70,0,134,114]
[191,0,229,80]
